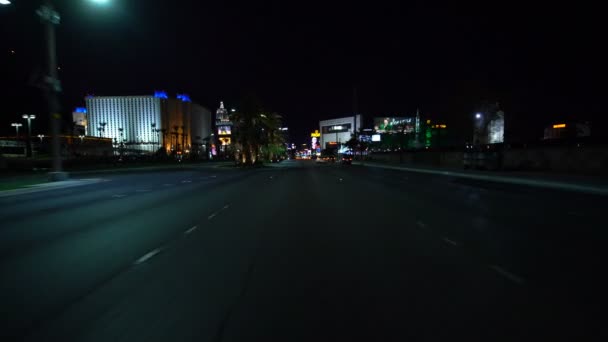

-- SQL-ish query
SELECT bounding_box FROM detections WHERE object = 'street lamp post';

[22,114,36,157]
[37,1,66,180]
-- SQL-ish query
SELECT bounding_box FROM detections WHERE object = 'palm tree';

[160,128,167,150]
[172,125,179,151]
[259,112,284,161]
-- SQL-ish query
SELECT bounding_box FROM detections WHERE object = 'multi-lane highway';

[1,160,605,341]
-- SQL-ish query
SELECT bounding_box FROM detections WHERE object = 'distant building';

[215,101,233,149]
[85,92,211,153]
[319,115,362,150]
[72,107,88,135]
[543,122,591,140]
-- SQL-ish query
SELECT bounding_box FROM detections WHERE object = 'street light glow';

[475,113,482,119]
[90,0,109,4]
[0,0,12,6]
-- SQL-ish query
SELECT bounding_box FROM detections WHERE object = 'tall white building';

[86,95,161,152]
[85,92,212,153]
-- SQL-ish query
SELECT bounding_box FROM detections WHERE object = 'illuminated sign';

[154,91,168,99]
[322,124,351,133]
[374,117,414,133]
[431,124,447,129]
[177,94,191,102]
[218,126,231,135]
[219,137,231,145]
[74,107,87,113]
[311,130,321,137]
[553,123,567,129]
[311,136,320,150]
[372,134,381,142]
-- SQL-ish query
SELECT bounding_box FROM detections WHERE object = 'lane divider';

[208,213,217,220]
[223,204,230,210]
[111,194,127,198]
[181,180,192,183]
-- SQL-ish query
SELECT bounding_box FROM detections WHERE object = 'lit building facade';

[319,115,362,150]
[85,92,211,153]
[216,101,233,149]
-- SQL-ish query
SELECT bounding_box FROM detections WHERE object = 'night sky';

[1,0,604,144]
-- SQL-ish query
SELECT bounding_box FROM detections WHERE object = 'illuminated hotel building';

[85,92,211,153]
[216,101,233,149]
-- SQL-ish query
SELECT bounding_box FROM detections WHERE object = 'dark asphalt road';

[1,160,606,341]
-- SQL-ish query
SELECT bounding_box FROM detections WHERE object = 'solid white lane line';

[184,225,198,235]
[223,204,230,210]
[490,265,525,285]
[208,213,217,220]
[134,248,161,265]
[112,194,127,198]
[442,237,459,246]
[416,220,427,229]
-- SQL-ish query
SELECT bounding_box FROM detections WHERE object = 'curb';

[355,162,608,196]
[0,179,107,198]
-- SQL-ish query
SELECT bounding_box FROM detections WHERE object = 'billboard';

[374,117,414,133]
[218,126,231,135]
[321,124,352,133]
[371,134,381,142]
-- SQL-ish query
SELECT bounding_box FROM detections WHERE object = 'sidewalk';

[354,161,608,196]
[0,178,107,198]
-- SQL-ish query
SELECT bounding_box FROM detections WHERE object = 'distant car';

[341,155,353,164]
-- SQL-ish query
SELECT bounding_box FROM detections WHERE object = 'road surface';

[1,160,605,341]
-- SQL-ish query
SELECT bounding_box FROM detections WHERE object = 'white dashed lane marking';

[112,194,127,198]
[181,180,192,183]
[442,237,459,246]
[208,213,217,220]
[490,265,525,285]
[184,226,198,235]
[223,204,230,210]
[163,184,173,186]
[134,248,161,265]
[416,220,427,229]
[135,189,151,192]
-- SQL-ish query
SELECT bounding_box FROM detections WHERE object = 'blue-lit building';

[85,92,211,153]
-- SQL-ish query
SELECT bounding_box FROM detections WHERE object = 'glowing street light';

[11,122,23,138]
[0,1,12,6]
[475,113,482,119]
[38,134,45,142]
